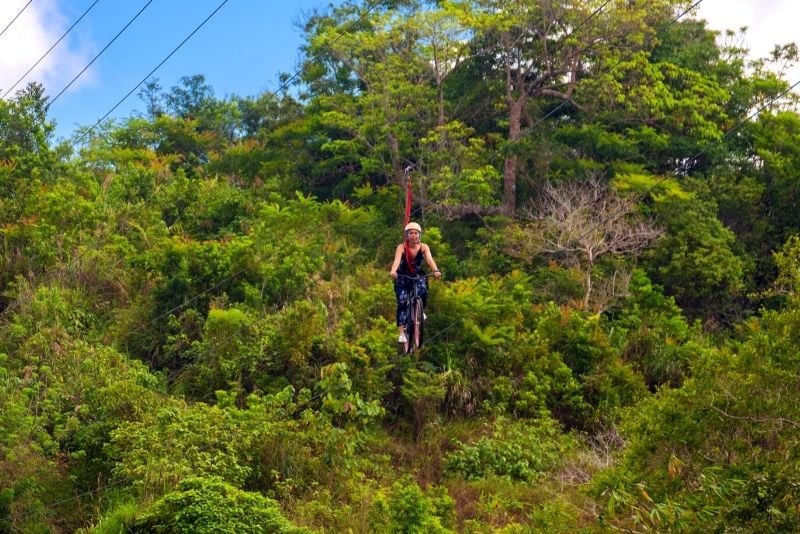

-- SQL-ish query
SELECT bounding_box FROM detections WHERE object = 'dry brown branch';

[708,405,800,429]
[511,175,662,310]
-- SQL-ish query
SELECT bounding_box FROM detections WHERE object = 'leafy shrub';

[319,362,385,426]
[610,269,697,388]
[510,304,647,430]
[175,306,257,400]
[592,295,800,531]
[9,284,99,340]
[445,417,571,482]
[643,178,747,321]
[183,177,252,238]
[720,464,800,532]
[131,476,307,533]
[251,299,329,392]
[109,387,366,500]
[369,477,454,534]
[401,367,447,439]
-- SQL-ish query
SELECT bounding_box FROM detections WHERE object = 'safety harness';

[403,167,415,274]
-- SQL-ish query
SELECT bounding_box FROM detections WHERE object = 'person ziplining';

[389,169,441,349]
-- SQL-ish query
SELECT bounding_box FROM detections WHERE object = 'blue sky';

[0,0,797,142]
[0,0,342,140]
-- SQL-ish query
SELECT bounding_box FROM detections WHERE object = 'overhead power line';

[73,0,231,145]
[0,0,34,40]
[0,0,234,320]
[2,0,102,99]
[48,0,155,107]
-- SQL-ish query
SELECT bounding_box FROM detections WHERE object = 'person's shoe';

[398,333,408,343]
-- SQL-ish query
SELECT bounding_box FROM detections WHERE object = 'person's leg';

[395,282,409,341]
[416,278,428,308]
[414,278,429,321]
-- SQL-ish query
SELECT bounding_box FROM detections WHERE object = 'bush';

[610,270,696,388]
[131,476,307,533]
[445,417,571,482]
[369,477,455,534]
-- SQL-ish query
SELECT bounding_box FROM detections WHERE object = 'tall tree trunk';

[504,96,524,214]
[437,82,446,127]
[503,155,518,215]
[387,132,403,185]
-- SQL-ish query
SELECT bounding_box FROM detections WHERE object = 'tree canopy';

[2,1,800,531]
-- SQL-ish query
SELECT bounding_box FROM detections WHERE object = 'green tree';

[0,82,58,183]
[301,1,437,190]
[592,236,800,531]
[641,177,747,323]
[452,0,692,212]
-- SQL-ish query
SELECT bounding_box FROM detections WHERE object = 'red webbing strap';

[404,169,412,225]
[403,169,415,274]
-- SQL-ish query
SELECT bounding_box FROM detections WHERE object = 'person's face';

[407,230,420,242]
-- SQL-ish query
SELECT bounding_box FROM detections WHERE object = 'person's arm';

[389,244,404,279]
[423,244,441,278]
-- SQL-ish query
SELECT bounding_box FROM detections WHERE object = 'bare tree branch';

[508,174,662,310]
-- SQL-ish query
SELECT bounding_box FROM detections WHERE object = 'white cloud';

[0,0,95,99]
[696,0,800,81]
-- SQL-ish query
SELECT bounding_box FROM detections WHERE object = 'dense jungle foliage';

[4,0,800,531]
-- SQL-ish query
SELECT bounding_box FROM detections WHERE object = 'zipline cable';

[2,0,102,99]
[47,0,155,108]
[1,0,735,523]
[72,0,739,366]
[71,0,230,145]
[2,0,674,347]
[1,3,390,523]
[109,0,385,350]
[0,0,33,41]
[153,0,620,381]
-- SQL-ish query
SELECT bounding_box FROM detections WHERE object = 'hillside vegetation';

[3,1,800,531]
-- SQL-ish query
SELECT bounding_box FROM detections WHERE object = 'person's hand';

[390,271,397,279]
[434,270,441,279]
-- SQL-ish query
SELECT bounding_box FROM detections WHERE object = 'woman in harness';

[389,222,441,343]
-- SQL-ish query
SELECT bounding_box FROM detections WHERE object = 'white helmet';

[404,222,422,233]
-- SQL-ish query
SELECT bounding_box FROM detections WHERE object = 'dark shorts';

[394,276,428,326]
